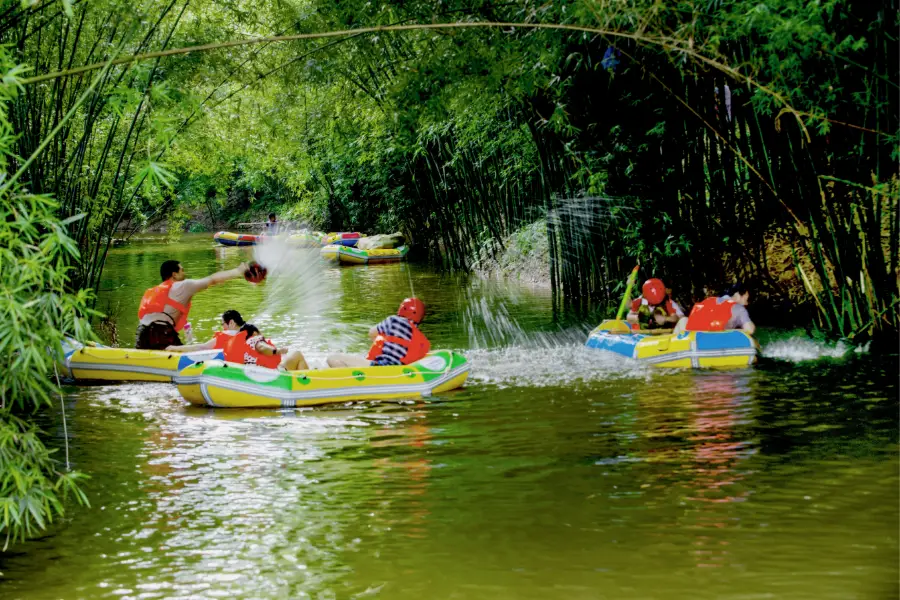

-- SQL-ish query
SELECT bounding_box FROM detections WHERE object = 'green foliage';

[1,0,896,337]
[0,47,92,548]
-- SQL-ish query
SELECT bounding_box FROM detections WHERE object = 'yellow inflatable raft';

[213,231,261,246]
[585,320,758,368]
[62,340,223,382]
[174,350,469,408]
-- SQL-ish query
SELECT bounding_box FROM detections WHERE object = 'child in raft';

[221,323,309,371]
[165,309,245,352]
[326,298,431,368]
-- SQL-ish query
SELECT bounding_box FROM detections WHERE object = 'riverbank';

[472,220,552,289]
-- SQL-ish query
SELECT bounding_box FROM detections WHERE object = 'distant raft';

[286,231,326,247]
[321,244,409,265]
[61,340,223,382]
[174,351,470,408]
[214,231,260,246]
[585,319,758,368]
[322,232,364,247]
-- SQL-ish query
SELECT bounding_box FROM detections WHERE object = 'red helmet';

[641,278,666,305]
[398,297,425,323]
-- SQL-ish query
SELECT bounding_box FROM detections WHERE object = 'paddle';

[589,264,640,336]
[616,264,640,321]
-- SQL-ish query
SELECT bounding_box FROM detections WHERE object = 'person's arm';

[665,302,685,324]
[254,339,288,356]
[190,263,250,291]
[731,305,756,335]
[166,338,216,352]
[369,317,391,339]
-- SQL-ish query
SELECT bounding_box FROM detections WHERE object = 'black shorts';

[135,321,182,350]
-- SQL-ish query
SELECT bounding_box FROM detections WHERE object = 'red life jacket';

[685,297,735,331]
[223,331,281,369]
[213,331,236,350]
[630,296,678,315]
[137,280,191,331]
[366,320,431,365]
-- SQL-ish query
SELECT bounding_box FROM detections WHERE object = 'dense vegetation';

[0,45,91,548]
[5,0,895,338]
[0,0,896,542]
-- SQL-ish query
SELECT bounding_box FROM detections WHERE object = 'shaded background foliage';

[1,0,897,340]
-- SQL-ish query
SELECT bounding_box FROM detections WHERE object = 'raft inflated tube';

[322,232,364,247]
[61,340,223,382]
[320,244,409,265]
[585,319,758,368]
[286,231,327,247]
[214,231,261,246]
[174,350,469,408]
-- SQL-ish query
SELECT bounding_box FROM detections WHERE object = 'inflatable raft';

[61,341,223,382]
[286,231,326,247]
[585,320,758,368]
[214,231,260,247]
[322,232,364,247]
[174,351,469,408]
[321,244,409,265]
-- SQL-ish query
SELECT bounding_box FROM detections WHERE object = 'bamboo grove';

[1,0,897,342]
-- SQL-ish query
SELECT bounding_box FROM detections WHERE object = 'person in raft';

[164,309,245,353]
[326,298,431,368]
[626,278,685,329]
[136,260,250,350]
[224,323,309,371]
[265,212,279,235]
[684,282,756,334]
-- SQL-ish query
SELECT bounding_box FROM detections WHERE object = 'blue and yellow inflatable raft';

[174,350,469,408]
[214,231,260,246]
[585,320,758,368]
[322,232,365,247]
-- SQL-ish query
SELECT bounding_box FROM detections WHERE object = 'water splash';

[466,340,650,388]
[250,235,356,357]
[761,336,870,362]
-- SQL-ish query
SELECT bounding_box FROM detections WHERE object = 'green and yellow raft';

[320,244,409,265]
[585,319,758,368]
[174,350,469,408]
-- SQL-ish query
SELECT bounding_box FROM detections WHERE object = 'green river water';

[1,234,897,600]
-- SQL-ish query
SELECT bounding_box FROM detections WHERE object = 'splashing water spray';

[249,230,356,365]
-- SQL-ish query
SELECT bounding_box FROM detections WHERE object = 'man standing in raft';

[326,298,431,368]
[626,278,685,329]
[685,282,756,334]
[136,260,249,350]
[165,309,245,353]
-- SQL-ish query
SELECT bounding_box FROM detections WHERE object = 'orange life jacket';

[223,330,281,368]
[685,297,735,331]
[213,331,236,350]
[366,320,431,365]
[137,280,191,331]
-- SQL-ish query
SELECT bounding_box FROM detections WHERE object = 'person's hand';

[276,347,288,355]
[652,308,667,326]
[237,262,249,276]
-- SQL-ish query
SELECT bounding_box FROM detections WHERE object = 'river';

[1,234,897,599]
